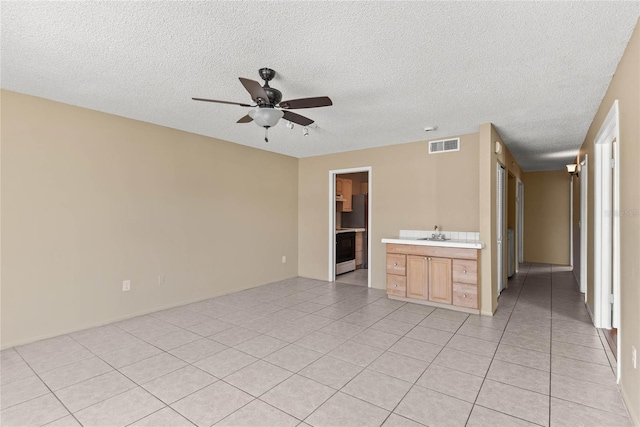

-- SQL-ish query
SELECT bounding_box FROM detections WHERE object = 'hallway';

[488,263,631,426]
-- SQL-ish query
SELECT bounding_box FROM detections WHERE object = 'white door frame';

[517,179,524,265]
[580,155,588,298]
[593,100,620,382]
[497,163,506,293]
[569,176,574,269]
[328,167,372,287]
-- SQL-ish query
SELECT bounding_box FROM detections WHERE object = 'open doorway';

[329,167,372,287]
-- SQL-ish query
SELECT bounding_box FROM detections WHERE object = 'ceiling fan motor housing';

[258,69,281,106]
[263,87,282,106]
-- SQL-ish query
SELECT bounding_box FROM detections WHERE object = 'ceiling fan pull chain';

[264,127,269,143]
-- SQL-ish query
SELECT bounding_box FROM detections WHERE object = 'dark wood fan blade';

[237,114,253,123]
[239,78,271,104]
[192,97,252,107]
[279,96,332,109]
[283,110,314,126]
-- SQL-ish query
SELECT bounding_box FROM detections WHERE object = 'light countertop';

[381,237,484,249]
[336,228,366,234]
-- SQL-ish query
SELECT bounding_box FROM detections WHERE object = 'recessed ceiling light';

[424,126,438,132]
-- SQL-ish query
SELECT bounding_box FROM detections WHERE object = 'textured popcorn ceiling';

[2,1,638,170]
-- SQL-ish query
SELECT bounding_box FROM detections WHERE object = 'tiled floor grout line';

[353,307,469,426]
[462,262,531,427]
[4,270,632,426]
[9,348,85,427]
[122,284,398,426]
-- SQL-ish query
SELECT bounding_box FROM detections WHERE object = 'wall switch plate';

[282,255,286,263]
[158,275,165,286]
[122,280,131,292]
[633,346,637,369]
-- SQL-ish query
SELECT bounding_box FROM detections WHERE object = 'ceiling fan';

[193,68,332,142]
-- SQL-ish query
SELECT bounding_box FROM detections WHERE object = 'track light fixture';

[286,121,294,130]
[303,127,309,137]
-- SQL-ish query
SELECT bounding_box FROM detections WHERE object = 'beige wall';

[575,19,640,425]
[522,171,571,265]
[478,124,523,314]
[299,133,480,290]
[1,90,299,348]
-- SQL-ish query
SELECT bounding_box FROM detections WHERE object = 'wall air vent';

[429,137,460,154]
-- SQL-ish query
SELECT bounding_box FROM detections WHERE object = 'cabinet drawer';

[386,274,406,297]
[386,254,406,275]
[453,259,477,284]
[453,282,478,309]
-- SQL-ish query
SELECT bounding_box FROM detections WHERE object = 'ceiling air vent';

[429,137,460,154]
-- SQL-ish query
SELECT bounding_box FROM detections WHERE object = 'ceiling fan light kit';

[248,108,284,128]
[193,68,332,142]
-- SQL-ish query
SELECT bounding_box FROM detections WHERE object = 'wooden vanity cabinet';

[452,259,478,308]
[386,253,406,297]
[385,244,479,313]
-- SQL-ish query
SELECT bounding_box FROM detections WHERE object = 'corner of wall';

[479,123,497,315]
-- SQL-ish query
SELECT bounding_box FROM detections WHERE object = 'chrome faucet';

[432,225,444,240]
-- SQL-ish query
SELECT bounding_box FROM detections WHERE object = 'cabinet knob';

[427,257,432,261]
[394,284,398,288]
[463,294,467,298]
[393,262,398,266]
[463,270,467,274]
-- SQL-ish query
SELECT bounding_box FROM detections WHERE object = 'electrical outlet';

[122,280,131,292]
[282,255,286,263]
[158,275,165,285]
[633,346,637,369]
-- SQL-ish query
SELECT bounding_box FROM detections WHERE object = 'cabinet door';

[342,179,353,211]
[429,257,452,304]
[336,178,343,197]
[406,255,428,300]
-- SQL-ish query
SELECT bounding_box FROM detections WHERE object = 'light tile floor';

[0,264,632,426]
[336,268,368,287]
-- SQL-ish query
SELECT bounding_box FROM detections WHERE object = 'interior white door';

[580,155,588,298]
[517,180,524,264]
[497,163,506,293]
[593,100,619,331]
